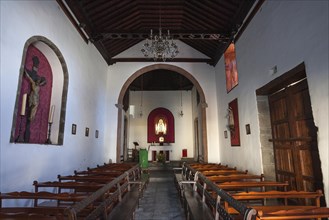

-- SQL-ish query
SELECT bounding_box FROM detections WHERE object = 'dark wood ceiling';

[129,69,193,91]
[58,0,257,66]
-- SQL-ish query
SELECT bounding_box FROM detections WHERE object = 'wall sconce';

[179,81,184,117]
[139,75,144,118]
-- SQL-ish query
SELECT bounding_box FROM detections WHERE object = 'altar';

[148,144,172,162]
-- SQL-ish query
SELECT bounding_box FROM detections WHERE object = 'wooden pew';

[57,175,117,184]
[0,163,141,220]
[33,181,104,194]
[175,164,258,220]
[190,164,237,171]
[74,170,122,176]
[257,207,329,220]
[0,191,90,219]
[217,181,289,192]
[0,191,86,207]
[207,174,264,183]
[65,164,147,220]
[202,169,248,176]
[93,163,136,171]
[0,207,67,220]
[224,190,329,220]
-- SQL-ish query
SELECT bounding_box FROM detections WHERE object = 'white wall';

[128,90,193,161]
[215,1,329,203]
[0,1,109,192]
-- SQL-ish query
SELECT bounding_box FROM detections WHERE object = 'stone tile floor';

[134,163,185,220]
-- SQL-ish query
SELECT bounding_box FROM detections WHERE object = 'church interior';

[1,0,328,219]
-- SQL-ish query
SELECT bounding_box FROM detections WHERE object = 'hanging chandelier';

[141,4,178,61]
[141,29,179,61]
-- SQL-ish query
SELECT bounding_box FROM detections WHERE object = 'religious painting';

[13,45,53,144]
[224,43,239,93]
[147,107,175,144]
[228,98,240,146]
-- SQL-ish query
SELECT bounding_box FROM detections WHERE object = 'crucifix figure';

[25,56,46,121]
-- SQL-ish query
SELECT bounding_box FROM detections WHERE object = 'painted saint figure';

[155,118,167,135]
[227,107,235,137]
[25,56,46,121]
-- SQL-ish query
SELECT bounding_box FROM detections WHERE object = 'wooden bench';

[202,169,248,176]
[173,167,213,219]
[207,174,264,183]
[217,181,289,192]
[225,190,329,220]
[74,170,122,176]
[0,191,87,208]
[0,207,67,220]
[65,164,147,220]
[182,186,214,220]
[257,207,329,219]
[57,175,117,184]
[190,165,237,172]
[174,166,259,220]
[0,191,90,219]
[33,181,104,194]
[106,182,141,220]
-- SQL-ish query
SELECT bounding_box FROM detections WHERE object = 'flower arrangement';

[157,152,165,164]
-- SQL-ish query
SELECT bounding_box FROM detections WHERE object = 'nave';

[134,163,185,220]
[2,160,329,220]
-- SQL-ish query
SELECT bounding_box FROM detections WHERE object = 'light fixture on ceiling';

[139,76,143,118]
[179,90,184,117]
[141,5,178,61]
[179,76,184,117]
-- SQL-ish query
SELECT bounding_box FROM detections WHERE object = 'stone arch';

[116,63,208,162]
[10,36,68,145]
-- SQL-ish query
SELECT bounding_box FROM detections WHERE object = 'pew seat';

[207,174,264,183]
[225,190,328,220]
[217,181,289,192]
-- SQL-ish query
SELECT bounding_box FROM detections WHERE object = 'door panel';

[269,79,324,204]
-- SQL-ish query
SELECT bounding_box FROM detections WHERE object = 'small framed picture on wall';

[72,124,77,135]
[246,124,251,135]
[95,130,99,138]
[85,127,89,137]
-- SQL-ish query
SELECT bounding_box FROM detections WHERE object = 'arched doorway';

[116,64,208,163]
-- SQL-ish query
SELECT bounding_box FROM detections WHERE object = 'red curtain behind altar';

[15,45,53,144]
[147,107,175,143]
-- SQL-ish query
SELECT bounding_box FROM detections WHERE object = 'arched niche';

[10,36,68,145]
[116,64,208,162]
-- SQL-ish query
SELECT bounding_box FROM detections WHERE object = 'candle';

[48,105,55,123]
[20,93,27,116]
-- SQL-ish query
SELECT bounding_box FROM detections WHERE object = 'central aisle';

[135,163,185,220]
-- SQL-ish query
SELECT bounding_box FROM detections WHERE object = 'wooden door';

[269,79,324,197]
[165,150,170,161]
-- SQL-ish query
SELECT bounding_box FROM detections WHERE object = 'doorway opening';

[257,62,326,206]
